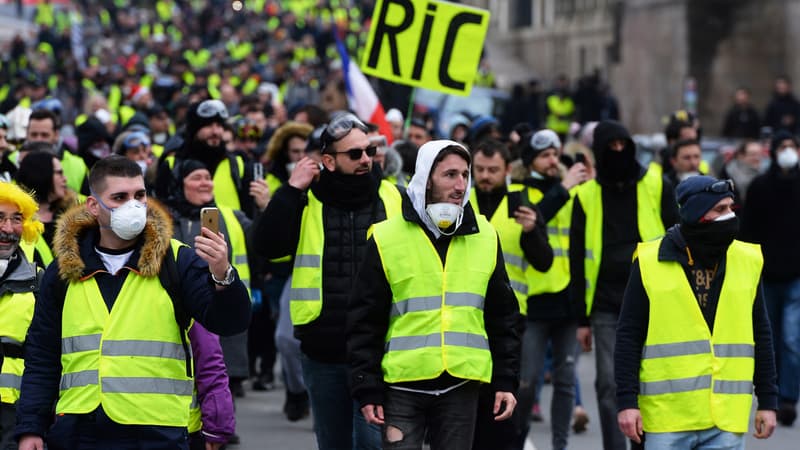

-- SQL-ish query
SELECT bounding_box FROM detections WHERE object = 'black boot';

[284,390,310,422]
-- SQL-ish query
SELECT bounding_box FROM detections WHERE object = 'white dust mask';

[777,148,799,170]
[97,198,147,240]
[425,202,463,234]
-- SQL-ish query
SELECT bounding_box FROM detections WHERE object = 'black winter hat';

[675,175,734,224]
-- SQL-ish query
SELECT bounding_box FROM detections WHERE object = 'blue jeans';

[383,381,480,450]
[763,278,800,403]
[592,311,627,450]
[300,354,381,450]
[516,320,577,450]
[644,427,744,450]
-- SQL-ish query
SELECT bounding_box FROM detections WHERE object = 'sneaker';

[252,373,275,391]
[530,403,543,422]
[778,402,797,427]
[284,390,310,422]
[572,405,589,433]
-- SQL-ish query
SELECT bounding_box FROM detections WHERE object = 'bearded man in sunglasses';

[252,112,402,450]
[615,175,777,449]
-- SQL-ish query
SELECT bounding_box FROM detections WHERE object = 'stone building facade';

[466,0,798,134]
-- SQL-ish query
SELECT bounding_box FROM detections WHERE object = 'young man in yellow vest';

[569,120,680,450]
[15,156,251,450]
[348,140,522,450]
[469,138,553,449]
[252,112,402,449]
[615,175,777,448]
[0,182,44,449]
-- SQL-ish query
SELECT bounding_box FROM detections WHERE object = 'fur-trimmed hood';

[264,121,313,163]
[53,199,174,282]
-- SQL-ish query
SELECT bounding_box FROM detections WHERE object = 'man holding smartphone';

[510,129,590,450]
[15,156,251,449]
[468,138,553,449]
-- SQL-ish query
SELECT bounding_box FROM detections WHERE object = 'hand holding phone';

[575,153,586,165]
[253,162,264,180]
[200,207,220,234]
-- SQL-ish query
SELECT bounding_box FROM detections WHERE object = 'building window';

[512,0,533,28]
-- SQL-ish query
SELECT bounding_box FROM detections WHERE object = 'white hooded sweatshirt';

[406,140,472,239]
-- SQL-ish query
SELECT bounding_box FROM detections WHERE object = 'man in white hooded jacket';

[347,140,523,450]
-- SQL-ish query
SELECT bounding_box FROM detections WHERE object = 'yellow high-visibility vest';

[637,239,761,433]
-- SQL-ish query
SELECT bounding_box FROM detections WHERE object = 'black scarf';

[598,150,642,185]
[680,217,739,267]
[311,166,381,211]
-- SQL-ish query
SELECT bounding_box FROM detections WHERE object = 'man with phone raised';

[15,156,252,450]
[501,128,591,450]
[468,138,553,449]
[252,112,402,450]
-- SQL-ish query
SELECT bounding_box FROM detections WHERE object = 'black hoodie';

[569,121,679,320]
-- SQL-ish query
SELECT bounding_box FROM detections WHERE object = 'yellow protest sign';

[361,0,490,96]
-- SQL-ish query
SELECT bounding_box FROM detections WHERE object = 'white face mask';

[425,202,463,233]
[152,132,168,145]
[714,211,736,222]
[285,162,297,174]
[97,198,147,240]
[777,148,799,169]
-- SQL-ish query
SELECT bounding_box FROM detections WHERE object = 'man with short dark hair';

[26,109,87,193]
[669,139,703,184]
[407,118,431,149]
[616,175,777,448]
[348,140,522,450]
[15,156,251,450]
[253,112,402,449]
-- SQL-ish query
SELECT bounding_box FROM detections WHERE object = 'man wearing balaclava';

[155,99,256,217]
[347,140,522,449]
[569,120,679,450]
[251,112,403,450]
[615,175,777,448]
[740,130,800,427]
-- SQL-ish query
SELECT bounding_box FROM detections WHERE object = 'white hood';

[406,140,472,238]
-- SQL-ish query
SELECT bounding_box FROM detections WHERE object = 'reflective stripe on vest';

[290,181,402,325]
[637,238,761,433]
[62,152,88,194]
[219,206,250,292]
[576,167,665,316]
[526,187,572,296]
[57,243,192,426]
[373,214,496,383]
[0,291,36,404]
[469,184,528,314]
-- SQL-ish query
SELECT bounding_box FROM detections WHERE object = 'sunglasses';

[197,99,229,120]
[331,146,377,161]
[703,179,734,193]
[322,113,368,151]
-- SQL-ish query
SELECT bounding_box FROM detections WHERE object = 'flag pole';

[403,87,416,140]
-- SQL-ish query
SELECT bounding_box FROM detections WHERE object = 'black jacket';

[347,196,523,407]
[569,121,680,322]
[740,165,800,282]
[251,169,396,363]
[614,226,778,413]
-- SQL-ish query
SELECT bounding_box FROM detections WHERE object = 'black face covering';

[681,217,740,266]
[188,141,227,173]
[600,149,641,183]
[312,165,381,211]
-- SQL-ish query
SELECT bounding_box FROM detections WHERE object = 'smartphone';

[507,191,523,218]
[200,207,220,234]
[575,153,586,165]
[253,162,264,180]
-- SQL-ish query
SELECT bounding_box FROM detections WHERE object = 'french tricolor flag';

[336,36,394,144]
